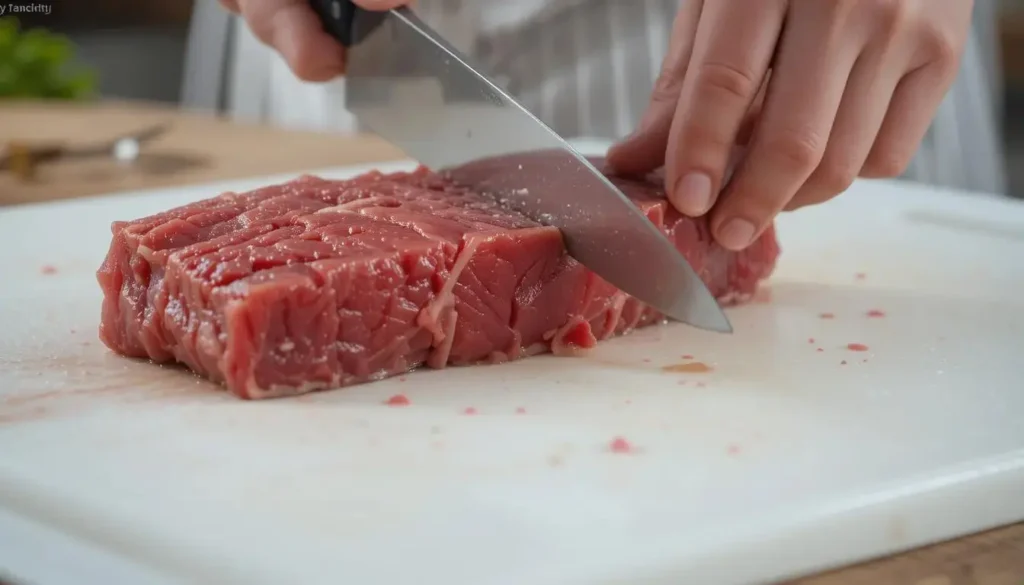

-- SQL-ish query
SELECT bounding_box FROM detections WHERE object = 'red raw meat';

[96,159,780,399]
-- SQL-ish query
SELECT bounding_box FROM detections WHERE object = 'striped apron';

[411,0,1007,195]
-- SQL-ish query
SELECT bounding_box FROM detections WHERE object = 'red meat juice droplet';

[562,321,595,350]
[682,354,695,360]
[40,265,57,275]
[608,436,633,454]
[866,309,886,318]
[816,348,824,353]
[855,272,867,280]
[642,358,652,363]
[384,394,411,407]
[515,407,527,414]
[463,407,478,415]
[398,376,407,382]
[727,444,741,456]
[696,382,707,388]
[819,312,836,319]
[808,337,815,344]
[841,360,848,365]
[847,343,869,352]
[862,358,869,363]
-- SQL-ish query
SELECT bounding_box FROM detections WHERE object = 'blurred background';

[4,0,1024,196]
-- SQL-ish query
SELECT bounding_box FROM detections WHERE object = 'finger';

[860,59,958,179]
[662,0,785,217]
[785,50,903,210]
[238,0,347,81]
[734,73,769,147]
[710,4,861,251]
[220,0,240,14]
[721,77,769,188]
[605,0,704,176]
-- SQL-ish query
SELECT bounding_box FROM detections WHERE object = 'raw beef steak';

[97,160,780,399]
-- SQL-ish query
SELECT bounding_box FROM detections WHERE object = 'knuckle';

[864,149,911,177]
[921,26,962,72]
[815,157,858,194]
[694,61,760,103]
[649,72,682,105]
[864,0,913,49]
[651,46,690,103]
[870,0,911,30]
[764,129,825,171]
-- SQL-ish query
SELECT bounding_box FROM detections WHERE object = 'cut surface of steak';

[97,159,780,399]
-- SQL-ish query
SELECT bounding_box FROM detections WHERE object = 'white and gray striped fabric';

[412,0,1007,195]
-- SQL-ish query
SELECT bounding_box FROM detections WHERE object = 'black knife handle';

[307,0,387,47]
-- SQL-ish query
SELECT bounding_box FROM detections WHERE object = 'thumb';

[606,0,704,176]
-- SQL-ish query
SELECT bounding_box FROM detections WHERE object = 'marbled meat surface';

[96,160,780,399]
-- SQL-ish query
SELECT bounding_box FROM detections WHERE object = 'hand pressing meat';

[224,0,977,252]
[607,0,974,250]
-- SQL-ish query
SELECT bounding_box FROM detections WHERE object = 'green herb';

[0,17,97,100]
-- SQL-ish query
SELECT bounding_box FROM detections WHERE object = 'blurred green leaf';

[0,17,97,101]
[62,70,96,99]
[0,17,17,54]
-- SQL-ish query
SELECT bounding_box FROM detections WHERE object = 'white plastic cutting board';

[1,140,1023,585]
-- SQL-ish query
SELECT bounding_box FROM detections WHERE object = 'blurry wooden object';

[3,142,40,181]
[0,100,405,206]
[792,523,1024,585]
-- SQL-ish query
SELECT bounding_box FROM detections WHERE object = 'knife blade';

[307,0,732,333]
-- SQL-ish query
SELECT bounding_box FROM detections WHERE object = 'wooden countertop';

[1,100,1022,585]
[0,99,406,207]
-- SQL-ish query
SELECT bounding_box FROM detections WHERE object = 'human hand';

[220,0,410,81]
[607,0,973,251]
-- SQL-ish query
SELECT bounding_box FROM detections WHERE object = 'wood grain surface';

[0,99,405,207]
[0,99,1021,585]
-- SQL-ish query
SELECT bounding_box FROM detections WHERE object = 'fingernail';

[672,172,712,215]
[718,218,756,250]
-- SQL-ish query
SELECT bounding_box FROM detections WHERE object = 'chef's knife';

[307,0,732,333]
